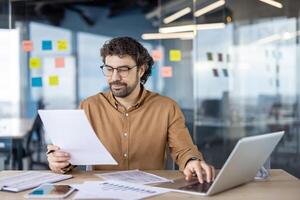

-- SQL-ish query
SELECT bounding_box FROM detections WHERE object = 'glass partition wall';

[158,0,300,177]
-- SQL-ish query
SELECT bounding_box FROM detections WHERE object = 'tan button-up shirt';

[79,86,203,171]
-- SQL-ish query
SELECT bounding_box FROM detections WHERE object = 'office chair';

[24,114,48,169]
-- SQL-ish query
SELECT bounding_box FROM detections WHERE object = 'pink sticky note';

[160,66,173,78]
[55,57,65,68]
[152,50,163,61]
[22,40,33,52]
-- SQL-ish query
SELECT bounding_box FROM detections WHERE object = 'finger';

[51,162,70,169]
[211,166,216,181]
[48,156,70,163]
[47,144,60,151]
[201,162,212,182]
[183,168,193,181]
[52,151,70,157]
[194,166,204,184]
[47,153,70,162]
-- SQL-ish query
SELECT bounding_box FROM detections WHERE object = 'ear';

[139,65,146,78]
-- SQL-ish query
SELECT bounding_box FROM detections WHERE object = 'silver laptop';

[157,131,284,196]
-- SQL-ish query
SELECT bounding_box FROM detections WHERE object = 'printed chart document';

[38,109,117,165]
[97,169,173,184]
[72,181,170,200]
[0,171,72,192]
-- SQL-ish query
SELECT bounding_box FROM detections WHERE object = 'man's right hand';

[47,144,70,173]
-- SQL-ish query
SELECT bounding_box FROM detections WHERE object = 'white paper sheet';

[72,181,170,200]
[38,109,117,165]
[97,169,173,185]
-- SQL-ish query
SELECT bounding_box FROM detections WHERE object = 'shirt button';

[124,133,128,137]
[124,153,127,158]
[125,113,128,117]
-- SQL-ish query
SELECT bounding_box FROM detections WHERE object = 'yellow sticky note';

[29,58,41,69]
[49,76,59,86]
[57,40,68,51]
[169,50,181,62]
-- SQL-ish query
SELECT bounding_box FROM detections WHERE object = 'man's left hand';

[183,160,215,184]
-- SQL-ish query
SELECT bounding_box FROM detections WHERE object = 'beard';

[109,75,139,98]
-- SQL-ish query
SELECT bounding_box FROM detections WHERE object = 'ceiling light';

[163,7,192,24]
[256,31,300,44]
[159,23,225,33]
[141,32,195,40]
[259,0,283,8]
[194,0,225,17]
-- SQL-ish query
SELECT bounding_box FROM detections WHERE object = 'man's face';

[104,55,140,98]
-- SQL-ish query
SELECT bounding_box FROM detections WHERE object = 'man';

[47,37,215,183]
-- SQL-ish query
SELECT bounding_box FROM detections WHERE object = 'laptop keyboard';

[179,181,213,193]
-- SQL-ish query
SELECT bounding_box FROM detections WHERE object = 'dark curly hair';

[100,37,154,84]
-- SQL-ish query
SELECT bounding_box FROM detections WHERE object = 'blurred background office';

[0,0,299,178]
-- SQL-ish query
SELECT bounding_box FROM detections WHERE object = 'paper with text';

[97,169,172,185]
[72,180,169,200]
[38,109,117,165]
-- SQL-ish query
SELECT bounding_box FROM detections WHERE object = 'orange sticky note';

[49,76,59,86]
[55,57,65,68]
[169,50,181,62]
[160,66,173,78]
[57,40,68,51]
[151,50,163,61]
[29,58,41,69]
[22,40,33,52]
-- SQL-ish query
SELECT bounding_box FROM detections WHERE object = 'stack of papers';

[0,171,72,192]
[72,181,169,200]
[97,170,173,185]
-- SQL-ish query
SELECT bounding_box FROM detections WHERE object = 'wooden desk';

[0,169,299,200]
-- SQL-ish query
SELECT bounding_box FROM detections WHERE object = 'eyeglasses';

[100,64,137,77]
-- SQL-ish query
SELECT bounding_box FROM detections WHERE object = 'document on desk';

[97,169,173,185]
[72,181,170,200]
[38,109,117,165]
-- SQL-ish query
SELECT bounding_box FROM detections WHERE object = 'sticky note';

[160,66,173,78]
[206,52,213,61]
[218,53,223,62]
[42,40,52,50]
[151,50,163,61]
[31,77,42,87]
[212,69,219,77]
[22,40,33,52]
[169,50,181,62]
[29,58,41,69]
[223,69,228,77]
[49,76,59,86]
[55,57,65,68]
[57,40,68,51]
